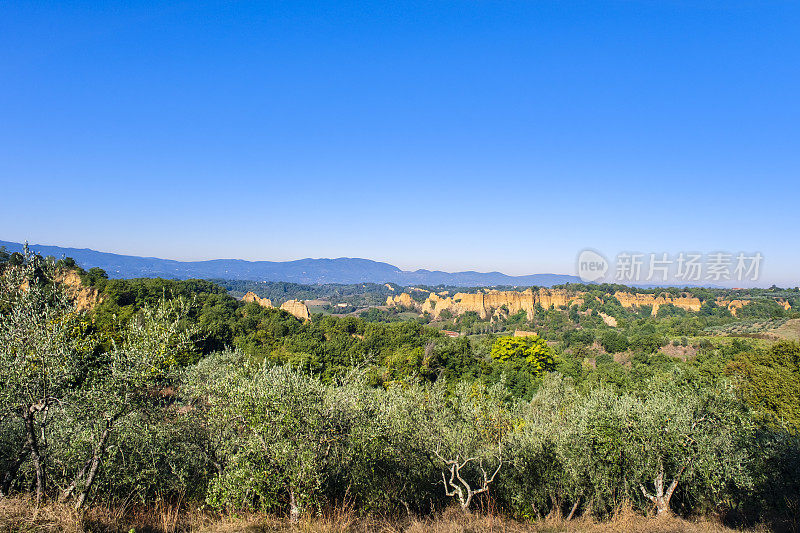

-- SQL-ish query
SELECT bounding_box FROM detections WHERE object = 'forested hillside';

[1,248,799,532]
[0,240,580,286]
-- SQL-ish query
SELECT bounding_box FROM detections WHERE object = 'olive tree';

[0,249,89,502]
[561,371,754,516]
[426,381,508,513]
[58,299,195,509]
[630,373,754,515]
[315,373,437,515]
[202,364,341,521]
[499,373,581,519]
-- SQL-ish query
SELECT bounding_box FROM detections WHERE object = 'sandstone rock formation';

[386,287,791,321]
[391,288,582,320]
[280,299,310,321]
[598,312,618,327]
[613,292,702,316]
[386,292,415,308]
[242,291,273,308]
[717,298,745,316]
[714,297,792,316]
[55,269,102,312]
[242,292,310,320]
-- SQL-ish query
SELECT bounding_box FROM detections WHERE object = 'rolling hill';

[0,240,579,287]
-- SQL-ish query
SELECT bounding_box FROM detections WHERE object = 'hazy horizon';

[0,238,794,289]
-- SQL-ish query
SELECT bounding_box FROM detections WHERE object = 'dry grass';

[772,318,800,341]
[0,497,766,533]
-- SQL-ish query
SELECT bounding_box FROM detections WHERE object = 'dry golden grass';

[0,497,766,533]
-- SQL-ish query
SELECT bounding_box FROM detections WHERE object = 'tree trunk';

[461,494,473,514]
[0,445,30,498]
[660,476,681,515]
[61,457,91,502]
[23,410,45,504]
[63,421,112,510]
[74,426,109,511]
[566,498,580,521]
[289,489,300,523]
[640,459,684,516]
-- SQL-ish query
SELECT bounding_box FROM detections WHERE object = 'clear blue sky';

[1,1,798,285]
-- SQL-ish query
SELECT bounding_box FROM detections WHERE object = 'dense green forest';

[215,279,400,307]
[1,248,799,531]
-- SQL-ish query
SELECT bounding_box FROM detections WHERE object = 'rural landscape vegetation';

[1,245,799,532]
[3,2,799,532]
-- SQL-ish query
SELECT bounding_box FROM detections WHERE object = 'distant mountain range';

[0,240,580,287]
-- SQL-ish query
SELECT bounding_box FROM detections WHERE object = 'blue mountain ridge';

[0,240,580,287]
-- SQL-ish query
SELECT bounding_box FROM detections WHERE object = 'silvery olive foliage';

[52,297,198,509]
[558,370,754,516]
[0,249,202,507]
[496,373,580,519]
[0,248,89,502]
[187,362,511,518]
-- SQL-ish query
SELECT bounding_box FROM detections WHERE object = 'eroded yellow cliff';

[392,288,583,320]
[386,287,791,320]
[386,292,415,308]
[55,269,102,312]
[280,299,311,321]
[242,292,310,321]
[613,292,702,316]
[242,291,273,308]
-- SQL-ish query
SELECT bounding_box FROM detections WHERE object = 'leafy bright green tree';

[727,341,800,432]
[490,336,555,375]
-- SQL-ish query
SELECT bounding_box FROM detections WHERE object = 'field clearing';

[304,299,331,306]
[771,318,800,341]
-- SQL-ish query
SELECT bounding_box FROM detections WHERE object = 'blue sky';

[1,1,798,285]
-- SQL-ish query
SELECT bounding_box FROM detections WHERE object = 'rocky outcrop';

[514,330,538,337]
[717,298,745,316]
[537,289,584,310]
[242,292,310,320]
[598,312,618,327]
[613,292,702,316]
[55,269,102,312]
[391,288,582,320]
[387,287,791,321]
[715,297,792,316]
[242,291,273,308]
[280,299,310,321]
[386,292,415,308]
